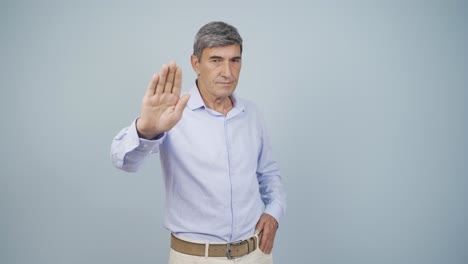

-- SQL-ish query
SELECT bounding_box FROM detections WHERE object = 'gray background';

[1,0,467,263]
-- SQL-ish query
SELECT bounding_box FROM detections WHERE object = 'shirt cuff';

[264,202,285,224]
[129,118,166,153]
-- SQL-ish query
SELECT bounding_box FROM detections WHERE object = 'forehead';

[201,44,242,58]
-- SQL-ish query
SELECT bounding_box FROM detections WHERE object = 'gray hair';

[193,21,243,60]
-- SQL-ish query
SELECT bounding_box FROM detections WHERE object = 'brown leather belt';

[171,233,261,259]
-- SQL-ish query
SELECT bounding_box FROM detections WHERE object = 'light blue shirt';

[111,85,286,243]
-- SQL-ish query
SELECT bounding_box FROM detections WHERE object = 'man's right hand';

[136,61,190,139]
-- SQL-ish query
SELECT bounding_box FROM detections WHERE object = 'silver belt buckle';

[226,240,246,259]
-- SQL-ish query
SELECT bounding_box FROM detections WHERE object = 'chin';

[224,89,236,97]
[215,85,235,96]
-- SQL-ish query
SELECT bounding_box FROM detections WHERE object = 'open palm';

[137,61,190,139]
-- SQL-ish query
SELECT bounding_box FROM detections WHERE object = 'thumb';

[175,94,190,115]
[255,218,265,235]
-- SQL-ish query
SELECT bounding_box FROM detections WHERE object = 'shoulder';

[233,96,268,131]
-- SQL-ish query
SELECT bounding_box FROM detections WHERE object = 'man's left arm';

[255,111,287,254]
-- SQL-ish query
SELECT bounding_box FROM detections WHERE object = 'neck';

[202,94,233,116]
[197,87,233,116]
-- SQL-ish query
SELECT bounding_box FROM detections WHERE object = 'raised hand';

[136,61,190,139]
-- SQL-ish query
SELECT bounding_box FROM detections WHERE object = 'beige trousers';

[169,248,272,264]
[168,235,273,264]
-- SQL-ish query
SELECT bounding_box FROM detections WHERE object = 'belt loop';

[204,243,209,258]
[253,233,260,249]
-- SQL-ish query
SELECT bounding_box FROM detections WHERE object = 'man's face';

[191,44,242,101]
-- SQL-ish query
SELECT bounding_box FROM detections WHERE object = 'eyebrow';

[208,56,242,60]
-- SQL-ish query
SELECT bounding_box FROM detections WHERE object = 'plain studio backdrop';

[1,0,467,263]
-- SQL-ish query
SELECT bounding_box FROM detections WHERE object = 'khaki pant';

[169,248,272,264]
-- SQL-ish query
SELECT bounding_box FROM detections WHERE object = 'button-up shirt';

[111,85,286,243]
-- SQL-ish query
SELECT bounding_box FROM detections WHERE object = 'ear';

[191,54,200,75]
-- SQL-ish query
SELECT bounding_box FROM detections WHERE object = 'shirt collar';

[186,83,205,110]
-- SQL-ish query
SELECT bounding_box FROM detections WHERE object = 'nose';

[221,60,232,78]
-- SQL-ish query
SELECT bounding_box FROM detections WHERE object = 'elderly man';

[111,21,286,263]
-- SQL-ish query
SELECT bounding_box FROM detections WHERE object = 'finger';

[260,241,269,254]
[163,61,177,94]
[145,73,159,97]
[172,66,182,96]
[174,94,190,116]
[260,234,273,254]
[260,231,269,251]
[264,242,273,254]
[155,64,169,95]
[260,239,270,253]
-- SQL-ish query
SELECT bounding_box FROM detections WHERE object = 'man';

[111,21,286,263]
